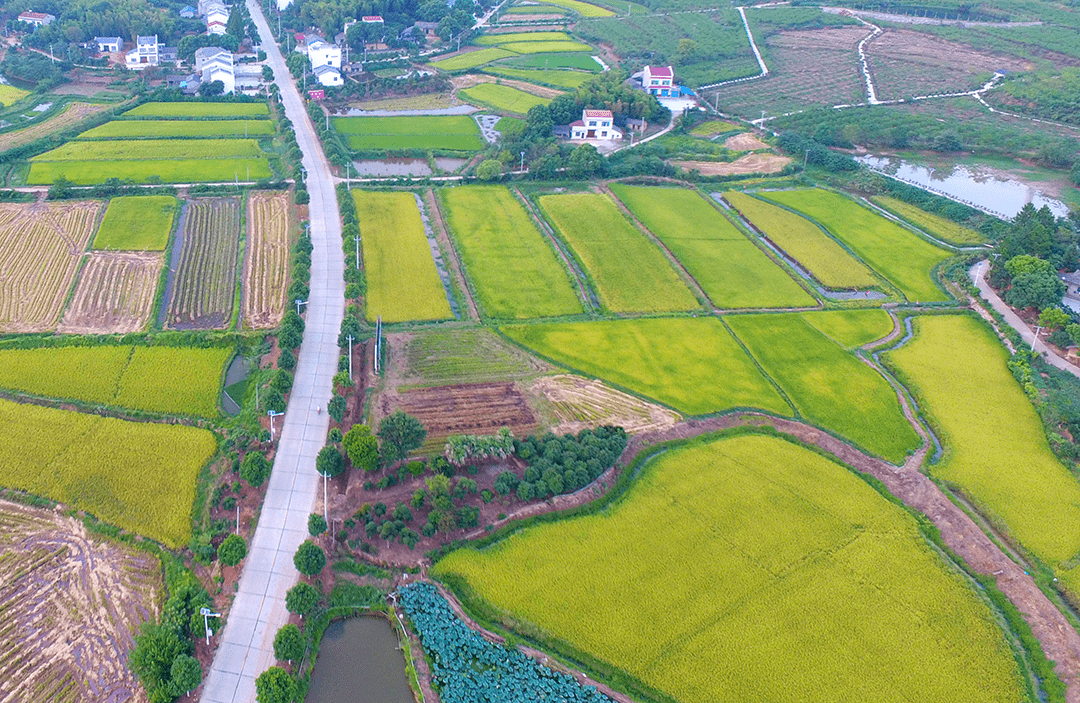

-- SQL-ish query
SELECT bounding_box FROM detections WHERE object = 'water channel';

[305,616,415,703]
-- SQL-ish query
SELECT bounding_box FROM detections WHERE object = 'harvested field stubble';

[243,191,292,329]
[167,197,241,329]
[0,200,100,333]
[59,252,163,334]
[531,374,681,435]
[672,153,792,176]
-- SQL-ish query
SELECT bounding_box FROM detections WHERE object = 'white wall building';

[313,64,343,86]
[17,11,55,28]
[307,38,342,69]
[126,35,160,68]
[194,47,235,93]
[277,0,293,9]
[94,36,122,53]
[642,65,675,97]
[569,109,623,140]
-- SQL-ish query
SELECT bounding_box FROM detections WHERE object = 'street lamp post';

[519,151,525,172]
[295,298,307,315]
[200,607,222,646]
[268,410,283,439]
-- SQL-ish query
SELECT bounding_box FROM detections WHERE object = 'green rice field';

[0,85,29,106]
[499,40,594,54]
[26,158,271,185]
[476,31,574,45]
[537,193,698,312]
[436,433,1026,703]
[505,4,568,12]
[798,308,895,349]
[333,115,485,151]
[502,317,790,415]
[610,184,815,309]
[353,190,452,323]
[432,47,517,71]
[530,0,613,17]
[724,191,879,290]
[123,102,269,118]
[93,196,177,251]
[503,53,601,70]
[32,138,264,161]
[459,83,552,115]
[763,189,951,302]
[79,119,276,139]
[482,67,592,89]
[886,315,1080,594]
[727,313,919,463]
[690,120,743,137]
[872,196,986,246]
[440,185,581,318]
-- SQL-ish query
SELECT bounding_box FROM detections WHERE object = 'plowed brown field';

[385,381,538,446]
[243,190,291,329]
[59,251,163,334]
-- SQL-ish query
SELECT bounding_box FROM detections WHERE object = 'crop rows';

[476,31,574,45]
[0,102,108,154]
[243,191,291,329]
[482,66,592,89]
[58,252,163,335]
[123,101,269,118]
[432,47,517,71]
[79,119,276,139]
[334,115,484,152]
[871,196,984,245]
[167,197,241,329]
[400,328,543,387]
[0,201,99,333]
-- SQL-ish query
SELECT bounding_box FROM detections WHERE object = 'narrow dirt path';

[423,188,480,320]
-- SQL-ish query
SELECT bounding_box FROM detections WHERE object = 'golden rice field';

[797,308,895,349]
[0,201,100,333]
[243,191,292,329]
[871,196,985,245]
[0,397,217,547]
[437,433,1025,703]
[58,252,163,335]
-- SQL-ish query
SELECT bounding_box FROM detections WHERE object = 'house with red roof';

[642,65,675,97]
[569,109,624,141]
[17,11,55,28]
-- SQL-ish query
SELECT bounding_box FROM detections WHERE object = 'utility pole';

[1032,326,1043,353]
[519,150,525,172]
[320,470,328,525]
[347,335,354,380]
[355,234,359,268]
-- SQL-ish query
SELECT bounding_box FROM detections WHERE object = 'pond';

[856,154,1070,219]
[305,616,415,703]
[434,157,468,173]
[352,158,433,177]
[221,355,249,416]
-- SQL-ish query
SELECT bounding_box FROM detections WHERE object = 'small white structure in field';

[569,109,623,140]
[95,37,123,53]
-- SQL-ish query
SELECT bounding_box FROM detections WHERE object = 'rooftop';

[583,109,613,118]
[645,65,673,78]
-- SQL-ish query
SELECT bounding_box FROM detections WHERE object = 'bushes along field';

[166,197,242,329]
[436,433,1026,703]
[537,193,698,313]
[93,195,177,250]
[610,184,815,309]
[459,84,552,115]
[79,119,276,139]
[0,397,217,546]
[763,189,951,302]
[353,190,452,323]
[431,48,517,72]
[871,196,986,246]
[243,191,292,329]
[333,115,484,152]
[123,102,269,118]
[441,186,581,319]
[724,191,878,290]
[0,345,231,417]
[502,318,791,415]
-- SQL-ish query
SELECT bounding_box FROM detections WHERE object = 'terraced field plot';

[536,0,614,17]
[531,375,681,435]
[503,317,790,415]
[763,189,951,302]
[123,101,269,118]
[0,397,217,546]
[483,67,593,89]
[353,190,451,323]
[432,47,518,71]
[476,31,575,45]
[0,200,100,333]
[0,84,29,106]
[166,197,242,329]
[689,119,743,137]
[459,83,552,114]
[503,53,602,70]
[243,190,292,329]
[871,196,985,245]
[0,102,108,154]
[798,308,894,349]
[0,345,230,418]
[79,119,276,139]
[58,252,163,334]
[0,501,162,703]
[33,138,264,161]
[499,40,593,54]
[93,195,177,250]
[437,433,1025,703]
[886,315,1080,595]
[724,191,878,289]
[440,186,581,319]
[609,184,815,309]
[333,115,485,151]
[537,193,697,312]
[727,312,918,463]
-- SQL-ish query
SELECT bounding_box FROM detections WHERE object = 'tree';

[226,7,244,38]
[241,452,272,487]
[1007,271,1065,310]
[285,52,309,79]
[218,534,247,566]
[343,425,379,472]
[494,470,519,495]
[294,540,326,576]
[255,666,297,703]
[1039,307,1072,330]
[262,65,274,82]
[273,623,305,663]
[476,159,503,181]
[316,445,345,477]
[567,144,602,178]
[328,394,347,422]
[170,654,202,696]
[378,411,427,464]
[1005,254,1052,277]
[198,79,225,97]
[129,621,189,702]
[308,512,327,535]
[285,582,320,617]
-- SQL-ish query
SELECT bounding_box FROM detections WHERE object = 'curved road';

[201,2,344,701]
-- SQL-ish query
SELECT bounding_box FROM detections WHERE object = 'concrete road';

[200,2,344,702]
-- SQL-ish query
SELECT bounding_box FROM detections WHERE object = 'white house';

[198,0,226,15]
[207,19,227,34]
[95,36,123,53]
[642,65,675,97]
[193,47,235,93]
[307,38,342,69]
[313,64,343,87]
[569,109,623,140]
[194,46,231,72]
[126,35,160,68]
[17,11,55,28]
[203,64,235,94]
[277,0,293,9]
[362,15,384,23]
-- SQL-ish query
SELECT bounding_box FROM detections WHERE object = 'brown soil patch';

[723,132,770,151]
[58,251,163,334]
[242,190,292,329]
[385,381,538,445]
[530,375,680,435]
[672,152,792,176]
[0,102,109,153]
[0,498,162,703]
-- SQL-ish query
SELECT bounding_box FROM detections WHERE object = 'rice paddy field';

[504,53,602,70]
[499,41,594,54]
[798,308,895,349]
[762,189,952,302]
[432,47,517,71]
[502,317,791,415]
[353,190,452,323]
[93,196,177,251]
[482,67,593,89]
[0,84,29,106]
[476,31,575,45]
[531,0,613,17]
[333,115,485,151]
[0,397,217,547]
[436,433,1026,703]
[690,120,743,137]
[885,315,1080,594]
[440,186,581,319]
[536,193,698,312]
[165,197,242,329]
[609,184,815,309]
[726,313,919,463]
[0,345,230,418]
[32,138,264,161]
[724,191,879,290]
[78,119,276,139]
[871,196,986,246]
[26,158,271,185]
[459,83,552,115]
[123,102,269,118]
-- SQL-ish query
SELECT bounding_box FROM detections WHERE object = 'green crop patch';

[886,315,1080,595]
[459,83,552,114]
[537,193,698,312]
[798,309,895,349]
[440,186,581,319]
[402,327,543,387]
[93,195,177,251]
[32,138,264,161]
[353,191,452,323]
[610,184,815,309]
[123,102,269,118]
[763,189,951,302]
[0,345,230,418]
[499,40,593,54]
[872,196,986,246]
[531,0,613,16]
[436,433,1026,703]
[502,53,601,70]
[432,47,518,71]
[476,31,574,45]
[26,158,271,185]
[727,313,919,463]
[0,397,216,547]
[725,191,879,290]
[482,67,592,89]
[79,119,276,139]
[333,115,485,151]
[0,85,29,106]
[690,120,743,137]
[502,317,790,415]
